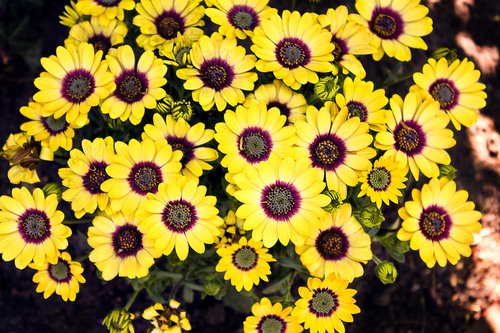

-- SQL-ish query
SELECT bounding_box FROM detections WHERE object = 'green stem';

[124,286,143,311]
[63,219,92,225]
[372,254,383,266]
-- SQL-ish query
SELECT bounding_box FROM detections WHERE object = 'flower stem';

[124,286,143,311]
[372,254,383,266]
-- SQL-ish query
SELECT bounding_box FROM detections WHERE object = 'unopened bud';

[322,190,342,212]
[355,204,385,229]
[376,261,398,284]
[314,75,340,101]
[432,48,458,64]
[43,183,63,201]
[439,164,457,180]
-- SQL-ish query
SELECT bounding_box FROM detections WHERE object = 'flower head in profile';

[375,92,456,181]
[59,1,84,28]
[412,57,487,130]
[244,297,304,333]
[33,43,115,128]
[177,32,258,111]
[244,80,307,125]
[75,0,135,25]
[133,0,205,53]
[143,114,219,179]
[205,0,277,40]
[30,251,86,302]
[101,45,168,125]
[143,300,192,333]
[397,177,482,268]
[294,103,376,199]
[251,10,334,90]
[138,177,223,261]
[88,211,160,280]
[0,187,71,269]
[216,236,276,291]
[292,274,360,333]
[1,132,42,185]
[318,6,374,78]
[58,137,115,218]
[296,204,372,282]
[351,0,433,61]
[100,138,182,215]
[234,156,331,248]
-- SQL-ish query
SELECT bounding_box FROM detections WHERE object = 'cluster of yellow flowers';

[0,0,487,332]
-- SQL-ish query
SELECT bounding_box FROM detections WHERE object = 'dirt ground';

[0,0,499,332]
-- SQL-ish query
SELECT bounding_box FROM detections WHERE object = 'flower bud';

[102,308,135,333]
[376,261,398,284]
[322,189,342,212]
[204,275,223,296]
[355,204,385,229]
[314,75,340,101]
[43,182,63,201]
[171,100,193,121]
[431,48,458,64]
[439,164,457,180]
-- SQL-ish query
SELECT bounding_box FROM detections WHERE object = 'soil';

[0,1,499,332]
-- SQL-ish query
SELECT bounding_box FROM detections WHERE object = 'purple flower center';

[393,120,426,156]
[155,10,185,40]
[95,0,120,7]
[369,7,404,40]
[166,136,195,166]
[200,58,235,91]
[257,314,287,333]
[115,69,148,103]
[419,205,451,241]
[331,35,348,61]
[346,101,368,121]
[48,258,72,283]
[238,127,272,164]
[309,288,339,317]
[62,69,95,104]
[276,37,311,69]
[309,134,346,171]
[18,208,51,244]
[228,5,259,30]
[83,161,110,194]
[41,116,69,136]
[162,199,197,233]
[88,33,112,54]
[315,227,349,260]
[429,79,459,111]
[267,101,290,119]
[128,161,163,195]
[231,245,257,271]
[112,224,143,258]
[261,181,301,221]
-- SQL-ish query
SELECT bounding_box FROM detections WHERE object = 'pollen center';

[421,210,447,239]
[42,116,69,135]
[368,167,391,191]
[309,289,338,317]
[229,6,258,30]
[261,182,300,221]
[347,101,368,121]
[429,80,457,110]
[156,12,184,39]
[201,62,234,91]
[49,260,71,282]
[394,122,424,155]
[316,228,348,260]
[63,70,95,103]
[258,315,286,333]
[83,161,110,194]
[232,245,257,271]
[163,201,195,232]
[117,74,146,103]
[277,40,308,69]
[371,11,400,39]
[19,209,51,243]
[113,225,143,257]
[130,162,162,195]
[314,139,341,167]
[331,36,347,61]
[88,34,112,54]
[240,132,268,160]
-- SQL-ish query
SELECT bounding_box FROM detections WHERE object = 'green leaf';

[377,232,410,263]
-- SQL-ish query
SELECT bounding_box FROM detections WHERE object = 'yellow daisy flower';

[215,236,275,292]
[243,79,307,125]
[75,0,135,25]
[295,204,372,282]
[205,0,277,40]
[318,6,374,78]
[138,176,223,261]
[100,138,182,215]
[30,251,86,302]
[20,102,79,154]
[0,187,71,269]
[142,114,219,179]
[351,0,433,61]
[412,57,487,130]
[177,32,258,111]
[214,209,245,249]
[243,297,304,333]
[33,43,115,128]
[58,137,115,218]
[358,155,408,208]
[1,132,42,185]
[292,274,360,333]
[334,76,389,132]
[143,300,192,333]
[294,103,376,199]
[397,177,482,268]
[214,104,296,175]
[375,92,456,181]
[251,10,334,90]
[88,211,159,280]
[133,0,205,53]
[101,45,168,125]
[234,155,331,248]
[65,16,128,55]
[59,1,84,28]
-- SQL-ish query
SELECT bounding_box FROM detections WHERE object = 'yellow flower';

[1,132,42,184]
[214,209,245,248]
[133,0,205,53]
[88,211,160,280]
[216,237,276,291]
[295,204,372,282]
[33,43,115,128]
[292,274,360,333]
[30,251,86,301]
[294,103,376,199]
[234,155,331,248]
[101,45,168,125]
[334,76,389,132]
[244,297,303,333]
[100,138,182,215]
[251,10,334,90]
[205,0,277,40]
[397,177,482,268]
[59,1,84,28]
[412,57,487,130]
[142,114,218,179]
[351,0,433,61]
[177,32,258,111]
[318,6,374,78]
[138,177,223,261]
[65,16,128,55]
[0,187,71,269]
[358,155,408,208]
[75,0,135,26]
[244,79,307,124]
[58,137,115,218]
[375,92,456,181]
[142,300,192,333]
